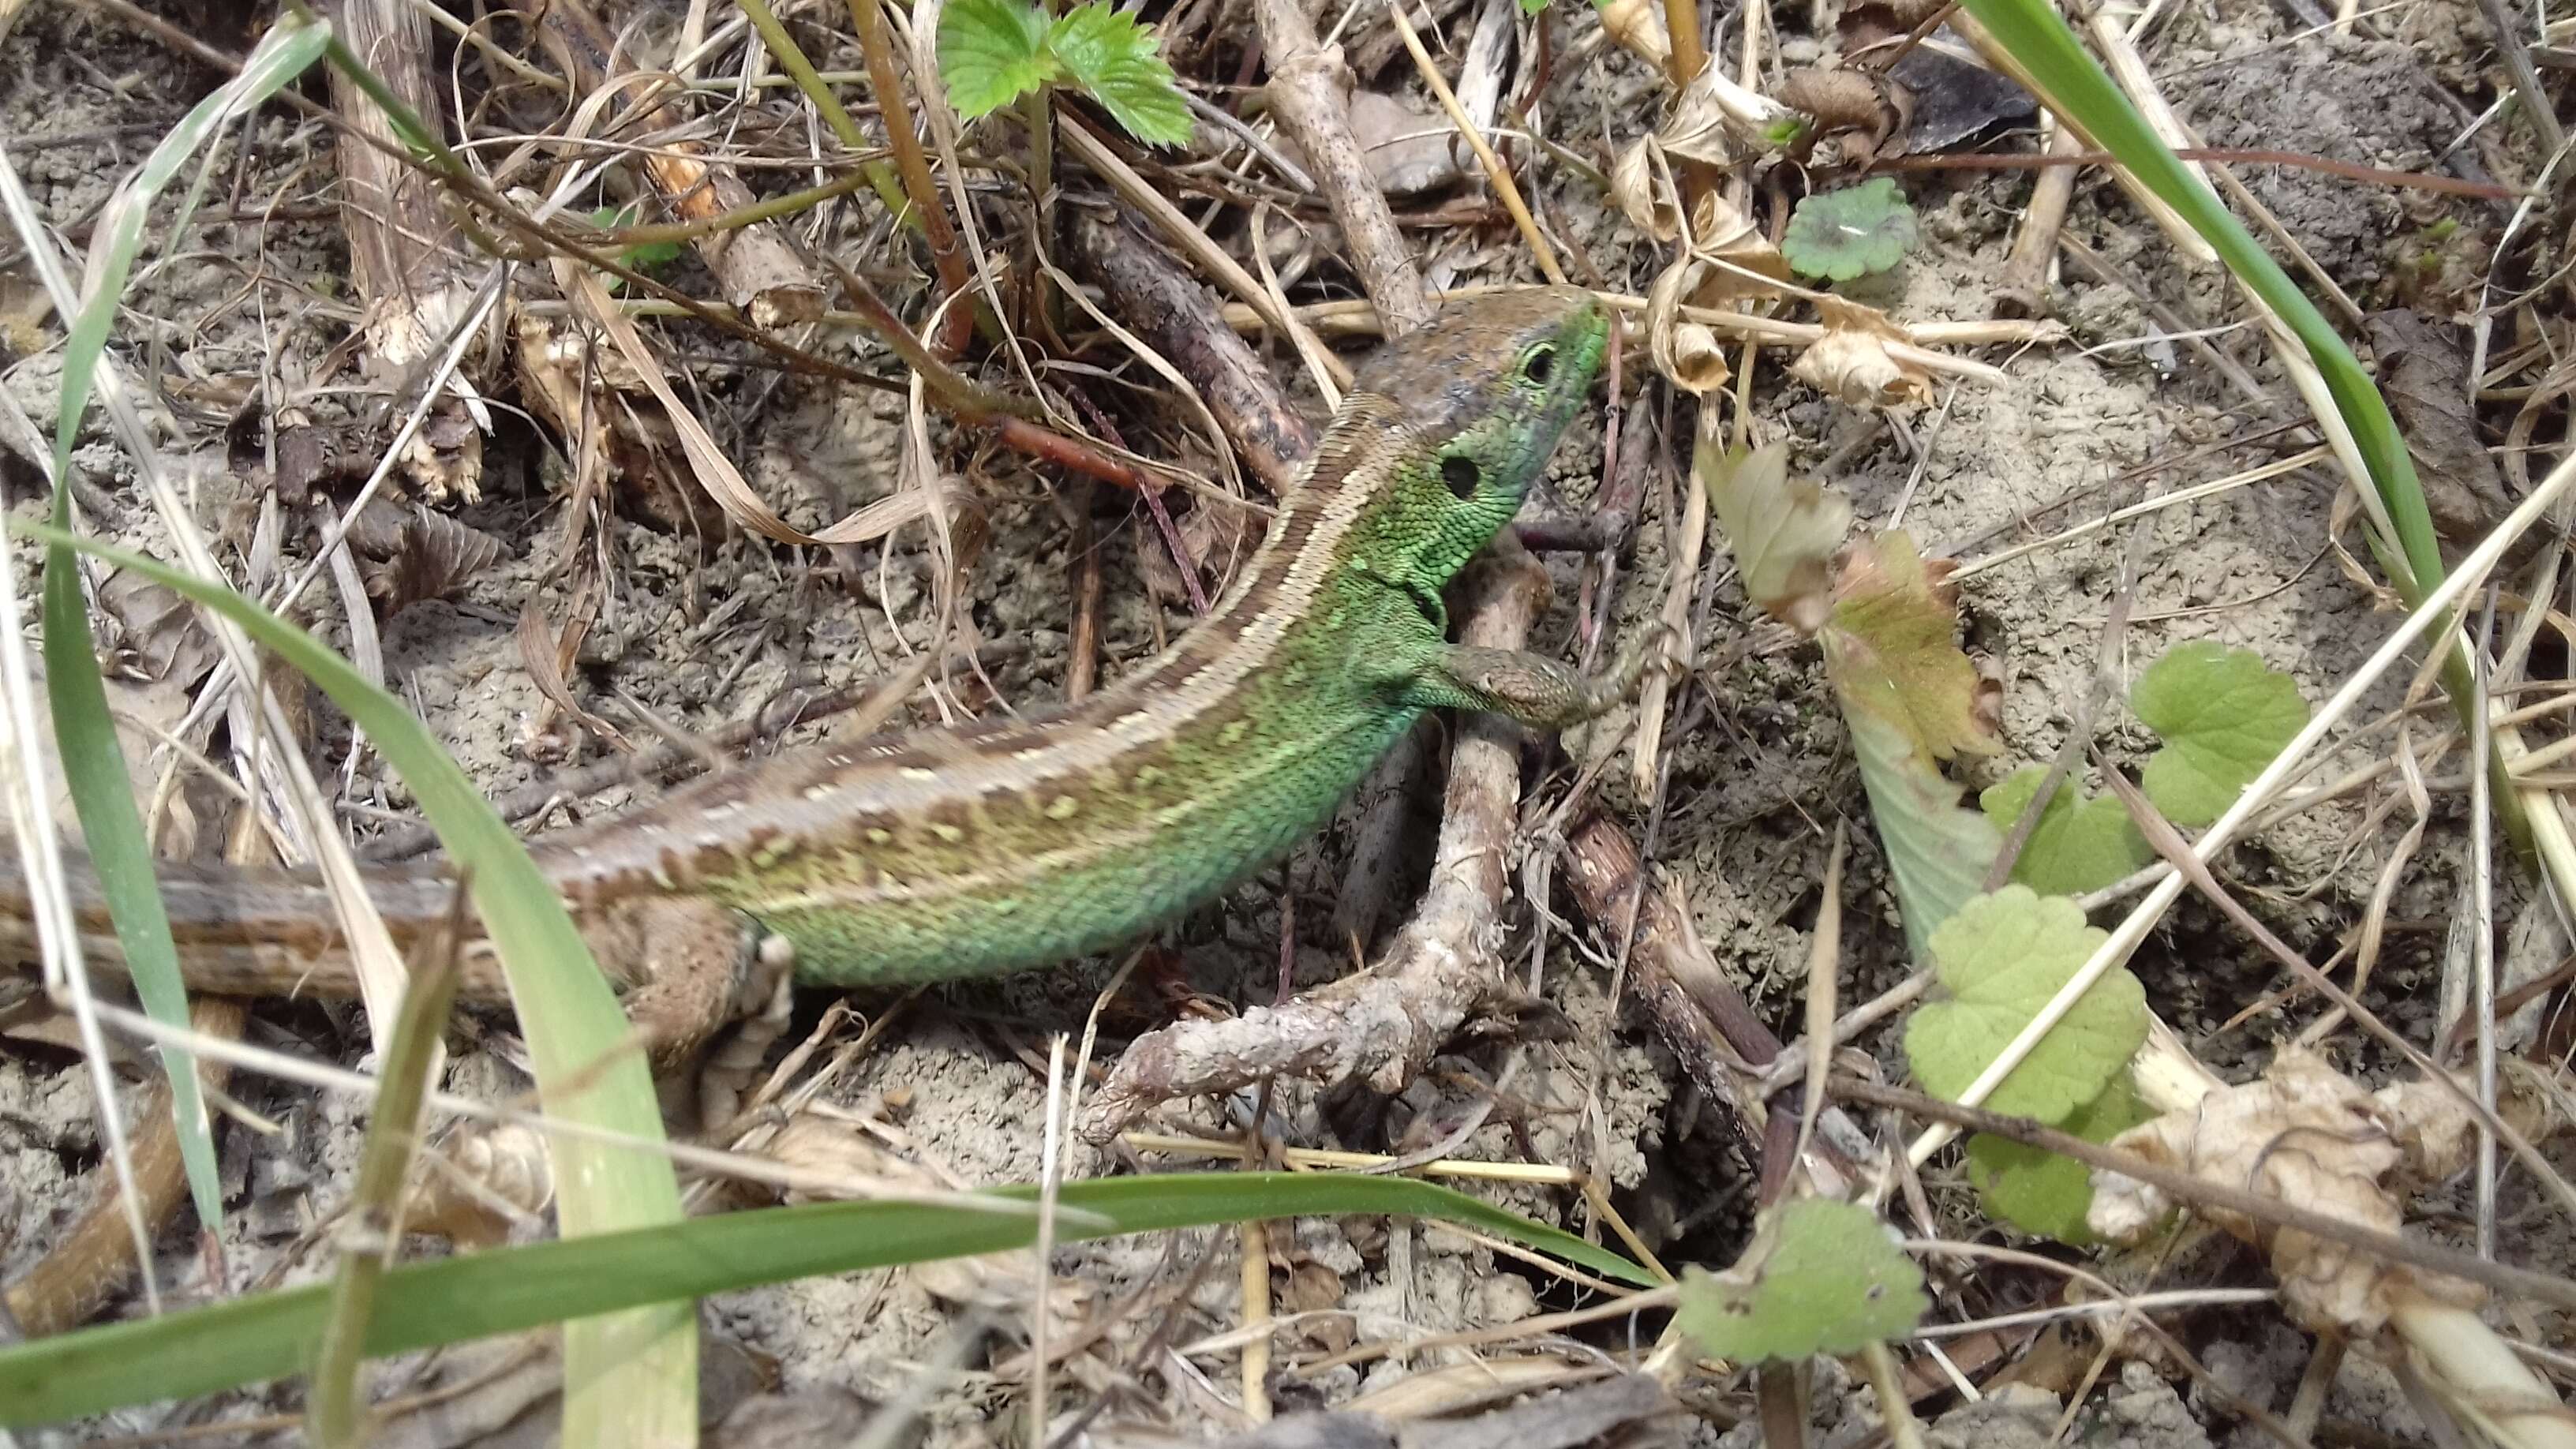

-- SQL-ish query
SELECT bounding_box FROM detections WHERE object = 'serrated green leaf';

[2132,641,2308,828]
[1782,178,1918,282]
[936,0,1060,119]
[1049,3,1193,145]
[1964,1078,2155,1242]
[1675,1200,1927,1362]
[1979,767,2150,897]
[1905,886,2146,1123]
[1518,0,1550,13]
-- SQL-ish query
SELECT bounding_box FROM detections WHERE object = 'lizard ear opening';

[1440,455,1481,497]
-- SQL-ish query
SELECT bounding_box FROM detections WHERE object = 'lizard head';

[1338,285,1611,591]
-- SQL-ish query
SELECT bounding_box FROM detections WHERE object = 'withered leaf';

[359,506,509,614]
[2090,1046,2486,1338]
[1822,530,1997,763]
[2366,309,2514,550]
[1777,66,1914,167]
[1699,439,1852,633]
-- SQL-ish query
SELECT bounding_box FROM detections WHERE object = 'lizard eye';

[1523,344,1556,384]
[1441,455,1480,498]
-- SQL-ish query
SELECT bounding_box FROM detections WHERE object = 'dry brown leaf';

[1823,532,1997,762]
[1661,58,1804,168]
[1790,297,1936,406]
[1777,67,1915,167]
[361,507,509,614]
[1595,0,1672,72]
[1841,0,1952,33]
[2088,1046,2484,1338]
[1339,89,1463,197]
[1649,307,1732,394]
[2367,310,2515,551]
[406,1121,555,1248]
[1608,137,1680,242]
[1639,193,1792,395]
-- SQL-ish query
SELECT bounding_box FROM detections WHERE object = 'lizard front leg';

[1396,620,1684,731]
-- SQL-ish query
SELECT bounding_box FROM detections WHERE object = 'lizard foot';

[693,934,796,1128]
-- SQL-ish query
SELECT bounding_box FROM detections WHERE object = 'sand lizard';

[0,286,1642,1061]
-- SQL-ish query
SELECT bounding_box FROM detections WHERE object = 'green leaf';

[1821,531,1997,765]
[588,205,684,275]
[1821,531,2004,958]
[1675,1200,1927,1363]
[1049,3,1194,146]
[936,0,1060,119]
[0,1172,1650,1426]
[1782,178,1918,282]
[1979,767,2150,897]
[1518,0,1550,13]
[2132,641,2308,829]
[1700,438,1852,634]
[1848,711,2003,962]
[1964,1078,2155,1243]
[1904,886,2147,1123]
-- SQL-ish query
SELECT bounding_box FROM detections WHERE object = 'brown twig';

[1252,0,1432,335]
[1559,813,1867,1198]
[1991,125,2083,319]
[512,0,827,328]
[1070,210,1316,496]
[1831,1076,2576,1316]
[848,0,975,358]
[1080,541,1559,1140]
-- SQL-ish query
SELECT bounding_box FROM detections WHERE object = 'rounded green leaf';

[1676,1200,1928,1362]
[1904,886,2147,1123]
[2132,641,2308,828]
[1782,178,1918,281]
[1979,766,2151,897]
[1964,1079,2155,1243]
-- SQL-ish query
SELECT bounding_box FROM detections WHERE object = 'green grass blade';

[33,11,329,1248]
[1956,0,2443,598]
[0,1171,1651,1425]
[37,545,224,1235]
[15,520,696,1436]
[51,17,328,488]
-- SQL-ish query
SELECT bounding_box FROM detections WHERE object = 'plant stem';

[848,0,978,357]
[1024,84,1058,335]
[732,0,914,219]
[1659,0,1704,87]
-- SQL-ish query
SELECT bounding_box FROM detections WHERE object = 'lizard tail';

[0,847,519,1002]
